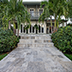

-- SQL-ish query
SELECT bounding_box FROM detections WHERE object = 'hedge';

[0,28,19,53]
[51,26,72,54]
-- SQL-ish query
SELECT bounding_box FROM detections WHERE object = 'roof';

[23,2,40,5]
[23,0,42,2]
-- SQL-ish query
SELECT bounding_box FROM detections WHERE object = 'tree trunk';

[54,19,56,32]
[62,22,64,27]
[17,29,19,37]
[13,27,16,35]
[9,21,11,29]
[50,16,53,33]
[13,21,16,35]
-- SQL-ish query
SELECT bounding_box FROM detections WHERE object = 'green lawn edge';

[0,54,8,60]
[65,54,72,61]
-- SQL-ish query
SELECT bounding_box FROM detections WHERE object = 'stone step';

[20,35,51,40]
[19,39,52,43]
[18,43,54,48]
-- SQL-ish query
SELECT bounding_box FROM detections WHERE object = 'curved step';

[18,42,54,48]
[19,39,52,43]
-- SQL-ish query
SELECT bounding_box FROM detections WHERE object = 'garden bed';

[64,54,72,60]
[0,28,19,60]
[51,26,72,60]
[0,53,8,60]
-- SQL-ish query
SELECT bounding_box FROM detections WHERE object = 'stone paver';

[0,35,72,72]
[0,47,72,72]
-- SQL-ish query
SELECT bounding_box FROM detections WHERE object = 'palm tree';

[39,0,69,32]
[39,1,53,33]
[0,0,8,27]
[2,0,30,37]
[67,0,72,19]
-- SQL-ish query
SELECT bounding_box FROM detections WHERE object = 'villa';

[17,1,68,35]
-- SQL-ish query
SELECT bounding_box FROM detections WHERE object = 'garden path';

[0,34,72,72]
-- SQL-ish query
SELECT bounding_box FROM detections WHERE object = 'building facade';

[18,2,67,35]
[19,2,55,34]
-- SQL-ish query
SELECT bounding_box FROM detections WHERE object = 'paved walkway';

[0,46,72,72]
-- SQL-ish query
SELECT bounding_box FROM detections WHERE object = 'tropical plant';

[67,0,72,18]
[39,0,53,33]
[51,26,72,54]
[39,0,69,32]
[2,0,30,37]
[34,24,39,30]
[0,28,19,53]
[0,0,8,27]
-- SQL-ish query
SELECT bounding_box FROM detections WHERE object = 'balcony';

[29,12,42,20]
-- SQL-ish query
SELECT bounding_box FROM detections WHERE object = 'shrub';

[51,26,72,54]
[0,28,19,53]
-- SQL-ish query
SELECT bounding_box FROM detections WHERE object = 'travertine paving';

[0,35,72,72]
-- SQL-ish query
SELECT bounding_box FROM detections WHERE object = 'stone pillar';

[28,28,30,34]
[19,29,21,33]
[44,22,46,34]
[22,25,24,33]
[34,28,36,34]
[31,26,33,33]
[37,25,39,34]
[40,24,42,33]
[48,27,49,34]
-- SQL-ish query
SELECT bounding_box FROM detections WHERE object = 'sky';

[23,0,43,2]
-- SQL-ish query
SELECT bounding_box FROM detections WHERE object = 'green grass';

[65,54,72,61]
[0,54,8,60]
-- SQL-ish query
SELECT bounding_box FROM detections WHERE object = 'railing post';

[22,25,24,33]
[28,28,30,34]
[44,22,46,34]
[40,24,42,33]
[34,28,36,34]
[37,25,39,34]
[31,25,33,34]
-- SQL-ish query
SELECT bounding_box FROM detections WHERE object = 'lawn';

[65,54,72,61]
[0,54,8,60]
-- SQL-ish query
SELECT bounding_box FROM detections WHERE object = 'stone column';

[19,29,21,33]
[22,25,24,33]
[34,28,36,34]
[44,22,46,34]
[25,29,26,34]
[31,26,33,33]
[48,27,49,34]
[40,24,42,33]
[37,25,39,34]
[28,28,30,34]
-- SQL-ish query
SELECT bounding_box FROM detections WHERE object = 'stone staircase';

[18,34,54,48]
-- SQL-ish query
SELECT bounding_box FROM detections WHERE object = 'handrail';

[28,12,43,18]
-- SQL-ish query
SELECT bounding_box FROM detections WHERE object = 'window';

[30,9,34,17]
[39,9,43,15]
